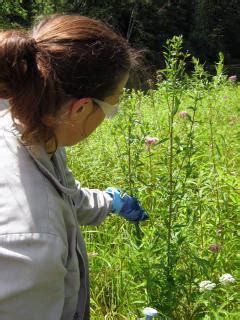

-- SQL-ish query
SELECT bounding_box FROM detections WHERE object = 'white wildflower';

[143,307,158,317]
[219,274,235,285]
[199,280,216,292]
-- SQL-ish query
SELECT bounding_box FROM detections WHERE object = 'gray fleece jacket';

[0,111,113,320]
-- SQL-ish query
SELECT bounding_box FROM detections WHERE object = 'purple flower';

[145,136,159,146]
[228,75,237,82]
[179,111,189,119]
[145,136,159,151]
[209,244,221,253]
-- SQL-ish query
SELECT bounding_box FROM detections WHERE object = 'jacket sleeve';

[0,233,67,320]
[58,148,113,226]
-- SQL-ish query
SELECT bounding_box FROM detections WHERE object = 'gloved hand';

[105,187,149,223]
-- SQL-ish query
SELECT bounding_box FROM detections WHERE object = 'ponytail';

[0,30,60,144]
[0,31,38,99]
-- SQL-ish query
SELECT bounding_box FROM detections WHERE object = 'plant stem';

[199,197,204,255]
[209,98,221,226]
[127,123,133,195]
[167,94,174,273]
[127,114,143,245]
[148,148,154,210]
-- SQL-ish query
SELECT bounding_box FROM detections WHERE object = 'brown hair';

[0,14,136,144]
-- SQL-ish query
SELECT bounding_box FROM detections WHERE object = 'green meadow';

[67,37,240,319]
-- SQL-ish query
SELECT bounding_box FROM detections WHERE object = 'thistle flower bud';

[209,243,221,253]
[179,111,189,119]
[145,136,159,150]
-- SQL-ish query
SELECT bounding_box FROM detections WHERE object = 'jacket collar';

[2,111,77,197]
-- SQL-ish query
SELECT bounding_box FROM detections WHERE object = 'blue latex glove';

[105,187,149,222]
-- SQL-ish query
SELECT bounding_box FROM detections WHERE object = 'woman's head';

[0,14,137,146]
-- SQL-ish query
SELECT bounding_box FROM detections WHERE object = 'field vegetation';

[67,37,240,319]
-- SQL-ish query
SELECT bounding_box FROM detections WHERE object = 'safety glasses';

[92,98,119,119]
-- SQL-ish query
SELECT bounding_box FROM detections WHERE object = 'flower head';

[209,243,221,253]
[145,136,159,145]
[199,280,216,292]
[143,307,158,317]
[145,136,159,151]
[219,274,235,285]
[179,111,189,119]
[228,75,237,82]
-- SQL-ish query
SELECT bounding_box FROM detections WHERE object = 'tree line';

[1,0,239,71]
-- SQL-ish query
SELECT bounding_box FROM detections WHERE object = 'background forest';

[1,0,240,76]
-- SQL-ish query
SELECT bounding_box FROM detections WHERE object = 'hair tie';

[28,37,38,54]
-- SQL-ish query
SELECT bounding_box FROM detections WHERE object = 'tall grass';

[67,37,240,319]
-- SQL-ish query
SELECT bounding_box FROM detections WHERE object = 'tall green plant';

[156,36,190,316]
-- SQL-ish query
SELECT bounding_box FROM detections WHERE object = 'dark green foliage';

[66,0,240,67]
[1,0,240,74]
[189,0,240,64]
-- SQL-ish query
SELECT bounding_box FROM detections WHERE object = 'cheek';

[83,109,105,137]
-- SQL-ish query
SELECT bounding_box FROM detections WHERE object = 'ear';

[68,98,93,121]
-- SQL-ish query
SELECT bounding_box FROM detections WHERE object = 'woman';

[0,14,147,320]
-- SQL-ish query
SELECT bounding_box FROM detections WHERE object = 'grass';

[67,37,240,319]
